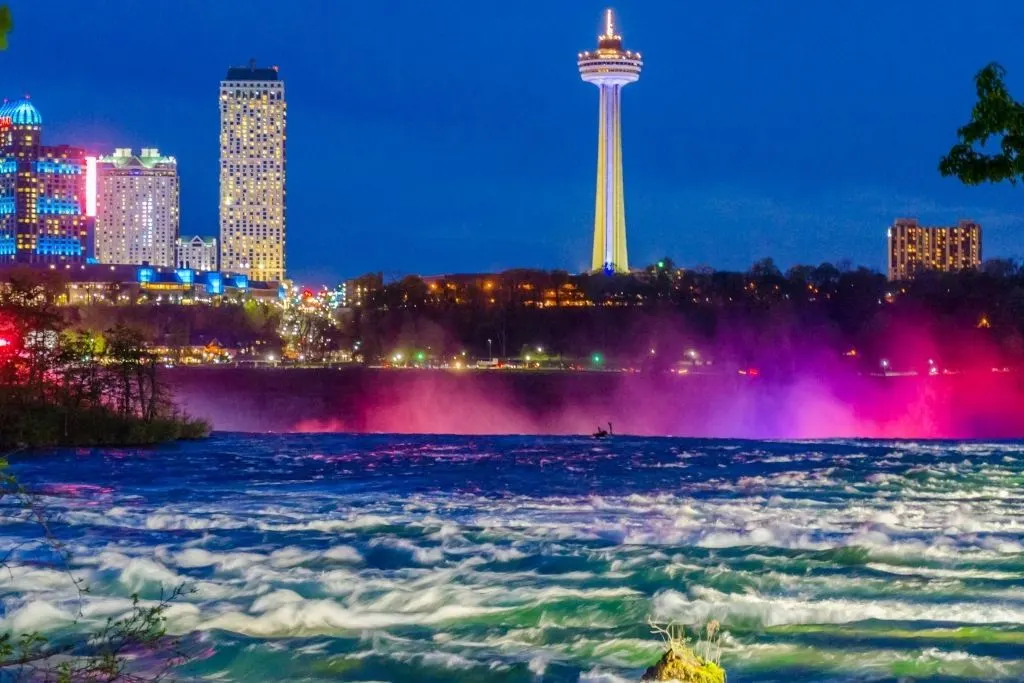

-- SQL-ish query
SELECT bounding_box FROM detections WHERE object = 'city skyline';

[5,1,1024,283]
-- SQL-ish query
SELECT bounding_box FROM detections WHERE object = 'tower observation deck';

[578,9,642,274]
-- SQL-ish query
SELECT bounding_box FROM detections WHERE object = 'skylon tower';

[578,9,642,274]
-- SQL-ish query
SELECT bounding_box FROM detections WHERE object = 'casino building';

[0,98,95,264]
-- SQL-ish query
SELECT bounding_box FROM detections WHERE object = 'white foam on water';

[323,544,364,563]
[726,641,1024,679]
[117,557,185,592]
[171,548,266,570]
[258,514,393,532]
[250,589,305,613]
[0,565,90,594]
[577,669,635,683]
[0,600,76,633]
[201,599,507,637]
[145,512,247,531]
[654,586,1024,627]
[369,537,445,565]
[866,563,1024,581]
[393,651,481,670]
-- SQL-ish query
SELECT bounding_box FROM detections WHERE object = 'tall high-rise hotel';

[579,10,642,274]
[887,218,982,280]
[219,61,286,282]
[95,148,179,267]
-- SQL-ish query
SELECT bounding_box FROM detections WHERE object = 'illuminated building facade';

[887,218,982,281]
[177,235,218,272]
[579,9,642,274]
[219,61,286,282]
[0,262,277,306]
[0,98,95,263]
[419,271,590,308]
[344,272,383,308]
[95,148,179,267]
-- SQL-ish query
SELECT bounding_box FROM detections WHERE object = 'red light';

[302,289,313,298]
[85,157,97,217]
[747,368,760,377]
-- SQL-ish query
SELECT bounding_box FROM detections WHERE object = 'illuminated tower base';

[579,9,642,274]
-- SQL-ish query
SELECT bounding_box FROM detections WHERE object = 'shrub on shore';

[0,399,210,448]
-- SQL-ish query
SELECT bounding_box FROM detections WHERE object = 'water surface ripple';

[3,435,1024,681]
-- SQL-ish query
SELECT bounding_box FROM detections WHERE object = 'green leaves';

[940,63,1024,186]
[0,6,11,50]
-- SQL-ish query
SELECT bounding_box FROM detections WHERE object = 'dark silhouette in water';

[593,422,613,439]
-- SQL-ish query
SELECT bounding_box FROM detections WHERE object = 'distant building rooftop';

[98,148,176,169]
[0,98,43,126]
[180,235,216,246]
[224,60,280,82]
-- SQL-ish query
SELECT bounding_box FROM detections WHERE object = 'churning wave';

[2,434,1024,681]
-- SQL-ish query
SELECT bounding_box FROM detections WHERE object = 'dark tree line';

[347,259,1024,374]
[0,271,208,447]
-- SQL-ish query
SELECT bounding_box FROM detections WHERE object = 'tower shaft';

[591,83,628,273]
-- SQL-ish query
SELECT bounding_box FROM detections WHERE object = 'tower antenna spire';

[604,8,615,38]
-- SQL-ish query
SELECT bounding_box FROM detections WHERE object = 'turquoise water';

[3,435,1024,681]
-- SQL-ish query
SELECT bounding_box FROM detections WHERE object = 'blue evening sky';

[5,1,1024,283]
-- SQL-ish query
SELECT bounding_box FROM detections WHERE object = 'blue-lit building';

[59,263,281,306]
[0,98,95,264]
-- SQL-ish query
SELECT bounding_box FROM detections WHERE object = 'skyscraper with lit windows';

[219,61,286,281]
[579,9,642,274]
[95,148,179,267]
[887,218,982,281]
[0,98,95,264]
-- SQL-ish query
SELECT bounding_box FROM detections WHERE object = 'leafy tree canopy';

[940,63,1024,186]
[0,6,10,50]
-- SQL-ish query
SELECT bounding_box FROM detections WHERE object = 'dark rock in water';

[641,648,726,682]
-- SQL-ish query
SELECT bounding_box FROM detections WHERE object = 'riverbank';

[0,401,210,449]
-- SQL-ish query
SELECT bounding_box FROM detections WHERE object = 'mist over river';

[167,367,1024,439]
[3,435,1024,681]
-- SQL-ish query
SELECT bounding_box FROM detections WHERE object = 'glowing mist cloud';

[85,156,97,217]
[166,310,1024,440]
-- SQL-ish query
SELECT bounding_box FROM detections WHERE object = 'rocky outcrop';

[641,647,726,682]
